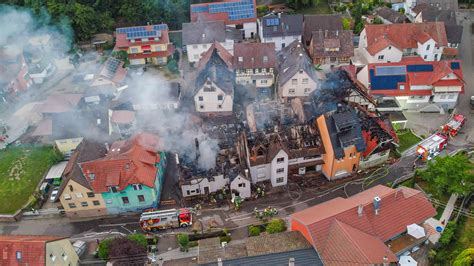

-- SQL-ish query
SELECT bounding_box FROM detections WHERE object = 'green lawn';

[0,146,62,214]
[396,130,421,152]
[295,0,332,14]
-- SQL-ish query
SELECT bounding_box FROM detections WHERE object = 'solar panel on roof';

[205,0,255,20]
[104,58,121,79]
[191,5,209,13]
[370,69,406,90]
[450,62,460,70]
[375,66,407,76]
[407,64,434,72]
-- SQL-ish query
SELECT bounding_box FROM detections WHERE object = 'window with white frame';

[132,184,143,190]
[302,78,308,84]
[276,177,284,183]
[238,57,243,62]
[291,79,297,85]
[304,88,311,94]
[277,157,284,163]
[75,193,83,198]
[276,168,284,173]
[289,88,296,94]
[378,55,384,60]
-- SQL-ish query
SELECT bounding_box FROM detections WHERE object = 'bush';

[257,6,269,16]
[166,58,179,74]
[248,225,261,237]
[177,234,190,252]
[189,230,226,241]
[127,234,147,248]
[266,219,287,234]
[439,221,457,246]
[97,239,113,260]
[342,17,351,30]
[189,241,198,248]
[219,235,231,243]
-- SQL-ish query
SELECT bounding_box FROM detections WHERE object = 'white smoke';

[124,72,220,170]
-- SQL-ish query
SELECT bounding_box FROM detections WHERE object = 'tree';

[342,18,351,30]
[111,51,130,67]
[266,218,287,234]
[398,8,405,14]
[453,248,474,266]
[439,221,457,246]
[177,233,189,252]
[418,153,474,198]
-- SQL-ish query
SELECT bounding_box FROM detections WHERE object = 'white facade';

[243,22,257,39]
[186,40,234,63]
[194,81,233,113]
[359,29,443,63]
[235,68,275,87]
[181,174,228,197]
[279,70,317,100]
[29,63,55,84]
[249,149,289,187]
[230,174,251,199]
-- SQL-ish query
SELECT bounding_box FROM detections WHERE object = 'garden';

[0,146,62,214]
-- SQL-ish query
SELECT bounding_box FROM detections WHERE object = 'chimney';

[202,33,206,39]
[288,258,295,266]
[357,205,363,217]
[325,30,328,38]
[278,13,281,18]
[105,143,110,152]
[373,196,381,215]
[217,258,223,266]
[336,30,339,36]
[244,169,249,178]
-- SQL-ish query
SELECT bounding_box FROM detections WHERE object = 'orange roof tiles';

[291,185,436,265]
[364,22,448,55]
[80,132,162,193]
[0,235,65,266]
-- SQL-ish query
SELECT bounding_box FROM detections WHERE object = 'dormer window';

[89,173,95,180]
[16,251,22,261]
[238,57,243,62]
[263,56,268,62]
[109,186,118,193]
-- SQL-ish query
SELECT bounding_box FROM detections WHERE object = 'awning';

[45,161,68,180]
[399,255,418,266]
[407,223,426,239]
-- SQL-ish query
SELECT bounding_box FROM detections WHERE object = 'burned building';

[239,122,325,187]
[177,118,251,199]
[316,104,366,180]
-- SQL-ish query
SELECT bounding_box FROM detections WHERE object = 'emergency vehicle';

[442,114,466,137]
[139,208,192,232]
[416,133,448,161]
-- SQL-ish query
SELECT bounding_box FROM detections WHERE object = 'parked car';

[50,187,59,202]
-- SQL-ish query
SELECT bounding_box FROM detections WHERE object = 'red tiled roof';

[291,185,436,265]
[366,58,464,96]
[115,26,170,49]
[364,22,448,55]
[197,42,233,71]
[80,132,162,193]
[0,235,65,266]
[322,220,398,265]
[190,0,257,25]
[443,47,458,56]
[111,110,135,124]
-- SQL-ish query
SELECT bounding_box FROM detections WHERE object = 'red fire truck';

[416,133,448,161]
[139,208,192,232]
[441,114,466,137]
